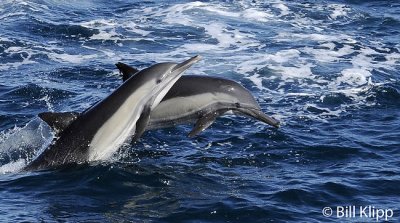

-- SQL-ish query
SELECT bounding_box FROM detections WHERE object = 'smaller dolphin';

[115,62,279,137]
[25,56,201,170]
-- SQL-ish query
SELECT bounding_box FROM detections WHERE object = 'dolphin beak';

[149,55,202,111]
[171,55,202,74]
[238,108,280,128]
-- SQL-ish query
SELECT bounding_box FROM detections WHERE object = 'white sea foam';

[3,0,393,124]
[248,73,263,90]
[273,3,290,16]
[115,0,398,111]
[48,53,97,64]
[79,19,120,41]
[287,92,316,97]
[303,44,354,63]
[0,46,37,71]
[337,68,372,86]
[276,32,356,43]
[242,8,274,22]
[329,4,350,20]
[82,45,119,59]
[78,18,152,43]
[0,38,101,69]
[385,51,400,65]
[124,21,152,36]
[160,1,276,28]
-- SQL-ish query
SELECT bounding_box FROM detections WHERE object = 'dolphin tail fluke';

[115,62,140,82]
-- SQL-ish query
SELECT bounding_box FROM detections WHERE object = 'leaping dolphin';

[24,56,201,170]
[115,62,280,137]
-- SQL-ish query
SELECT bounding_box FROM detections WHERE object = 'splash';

[0,119,53,174]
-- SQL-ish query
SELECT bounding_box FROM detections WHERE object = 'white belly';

[88,86,151,161]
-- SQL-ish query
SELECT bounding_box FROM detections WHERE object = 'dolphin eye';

[156,79,162,84]
[235,102,241,108]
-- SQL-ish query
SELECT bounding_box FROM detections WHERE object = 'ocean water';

[0,0,399,222]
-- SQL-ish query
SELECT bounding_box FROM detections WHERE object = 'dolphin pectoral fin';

[188,112,218,138]
[132,105,152,142]
[115,62,140,82]
[38,112,79,133]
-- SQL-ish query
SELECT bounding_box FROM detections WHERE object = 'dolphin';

[24,56,201,170]
[115,62,280,137]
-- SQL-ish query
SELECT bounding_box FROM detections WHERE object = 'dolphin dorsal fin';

[38,112,79,134]
[115,62,140,82]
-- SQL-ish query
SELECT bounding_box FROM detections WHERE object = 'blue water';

[1,0,399,222]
